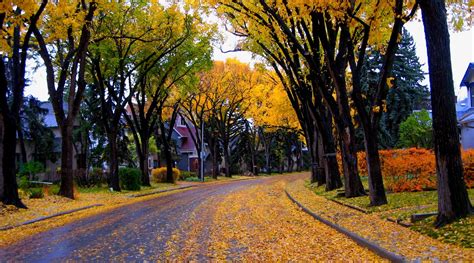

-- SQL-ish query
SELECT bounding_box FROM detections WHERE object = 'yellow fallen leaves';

[175,179,381,261]
[287,179,474,261]
[0,185,191,247]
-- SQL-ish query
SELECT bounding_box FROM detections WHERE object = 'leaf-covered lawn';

[291,179,474,260]
[307,180,474,249]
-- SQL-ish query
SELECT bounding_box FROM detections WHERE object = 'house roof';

[40,102,69,128]
[460,62,474,87]
[459,108,474,124]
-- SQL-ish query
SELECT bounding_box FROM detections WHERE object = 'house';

[15,102,78,181]
[457,63,474,149]
[165,114,211,173]
[124,104,209,174]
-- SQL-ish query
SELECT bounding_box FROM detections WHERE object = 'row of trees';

[201,0,472,226]
[0,0,303,209]
[0,1,213,205]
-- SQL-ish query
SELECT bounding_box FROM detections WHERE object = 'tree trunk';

[1,113,26,207]
[138,135,151,186]
[163,140,174,183]
[316,132,326,185]
[0,115,3,200]
[321,129,342,191]
[338,126,365,197]
[223,143,231,177]
[58,121,74,199]
[17,124,27,164]
[419,0,473,227]
[108,131,121,191]
[363,127,387,205]
[265,145,271,175]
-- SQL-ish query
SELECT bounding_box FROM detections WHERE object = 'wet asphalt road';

[0,174,305,262]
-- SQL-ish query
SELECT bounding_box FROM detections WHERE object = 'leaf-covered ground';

[308,180,474,248]
[168,179,380,261]
[289,179,474,261]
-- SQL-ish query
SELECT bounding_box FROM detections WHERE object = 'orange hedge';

[337,148,474,192]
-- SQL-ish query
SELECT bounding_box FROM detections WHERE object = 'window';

[180,117,186,126]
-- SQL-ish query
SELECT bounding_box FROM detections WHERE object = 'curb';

[285,190,405,263]
[0,204,103,231]
[329,198,369,214]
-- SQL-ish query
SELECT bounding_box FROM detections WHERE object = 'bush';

[398,110,433,149]
[19,161,45,178]
[179,171,197,181]
[74,168,106,188]
[119,168,141,191]
[29,188,44,198]
[152,167,180,183]
[350,148,474,192]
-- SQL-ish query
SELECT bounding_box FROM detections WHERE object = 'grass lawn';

[307,179,474,248]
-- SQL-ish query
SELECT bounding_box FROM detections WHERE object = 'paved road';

[0,173,376,261]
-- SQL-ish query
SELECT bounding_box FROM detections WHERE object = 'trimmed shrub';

[343,148,474,192]
[119,168,141,190]
[152,167,180,183]
[74,168,106,188]
[179,171,197,181]
[29,188,44,198]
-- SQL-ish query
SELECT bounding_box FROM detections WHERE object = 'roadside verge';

[285,179,474,261]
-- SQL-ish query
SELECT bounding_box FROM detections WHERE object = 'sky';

[27,17,473,102]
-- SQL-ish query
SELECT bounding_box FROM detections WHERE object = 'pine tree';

[359,29,428,148]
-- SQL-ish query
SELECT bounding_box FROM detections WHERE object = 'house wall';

[461,124,474,149]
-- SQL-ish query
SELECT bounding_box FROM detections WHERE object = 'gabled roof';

[460,63,474,87]
[459,108,474,124]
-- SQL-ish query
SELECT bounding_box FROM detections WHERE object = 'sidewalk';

[285,179,474,261]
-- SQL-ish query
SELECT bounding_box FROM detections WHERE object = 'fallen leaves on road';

[176,180,381,261]
[0,186,190,247]
[287,179,474,261]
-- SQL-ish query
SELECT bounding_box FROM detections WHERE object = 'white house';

[458,63,474,149]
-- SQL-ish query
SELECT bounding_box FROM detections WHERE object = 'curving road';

[0,173,377,261]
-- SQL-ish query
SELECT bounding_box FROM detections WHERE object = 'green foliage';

[74,168,107,188]
[19,161,44,178]
[28,188,44,199]
[398,110,433,149]
[359,30,429,148]
[179,171,197,180]
[18,175,31,191]
[119,167,141,191]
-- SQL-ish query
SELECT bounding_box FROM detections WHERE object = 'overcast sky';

[27,18,473,102]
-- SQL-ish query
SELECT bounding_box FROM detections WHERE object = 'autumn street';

[0,173,380,261]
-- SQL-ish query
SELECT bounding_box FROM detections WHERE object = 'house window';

[180,117,186,126]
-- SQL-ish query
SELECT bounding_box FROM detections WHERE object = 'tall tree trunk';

[138,134,151,186]
[223,143,231,177]
[319,113,342,190]
[316,132,326,185]
[58,121,74,199]
[1,114,26,207]
[265,144,271,175]
[0,115,3,200]
[363,127,387,205]
[162,139,174,183]
[108,131,120,191]
[17,125,27,164]
[338,125,365,197]
[419,0,473,227]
